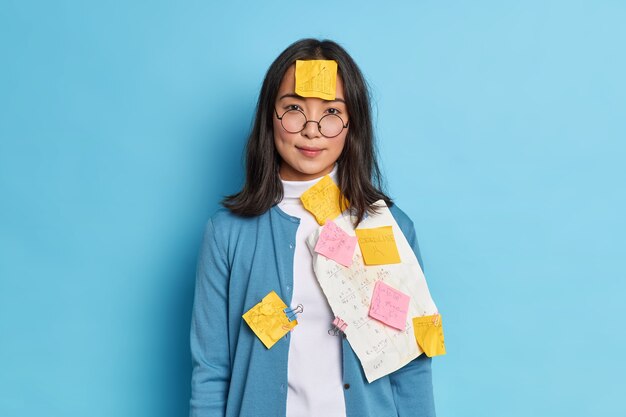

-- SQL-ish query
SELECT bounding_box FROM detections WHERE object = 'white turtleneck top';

[278,166,346,417]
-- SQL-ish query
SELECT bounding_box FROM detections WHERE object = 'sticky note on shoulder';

[314,220,357,267]
[295,60,338,100]
[413,314,446,357]
[355,225,401,265]
[369,281,410,330]
[242,291,297,349]
[300,175,345,225]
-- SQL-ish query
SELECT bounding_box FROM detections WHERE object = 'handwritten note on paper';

[300,175,345,225]
[369,281,411,331]
[412,314,446,357]
[242,291,297,349]
[306,201,439,382]
[355,226,401,265]
[295,60,338,100]
[314,220,357,267]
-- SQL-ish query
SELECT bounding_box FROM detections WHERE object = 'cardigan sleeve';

[189,218,231,417]
[389,206,437,417]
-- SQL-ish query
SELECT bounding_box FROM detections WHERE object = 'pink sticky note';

[369,281,410,330]
[314,220,357,267]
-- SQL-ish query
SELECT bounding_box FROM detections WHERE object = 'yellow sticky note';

[300,175,345,225]
[295,60,338,100]
[355,226,401,265]
[412,314,446,357]
[242,291,297,349]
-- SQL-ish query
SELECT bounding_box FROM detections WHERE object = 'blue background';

[1,1,625,416]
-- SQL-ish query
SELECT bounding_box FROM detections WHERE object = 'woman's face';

[273,65,349,181]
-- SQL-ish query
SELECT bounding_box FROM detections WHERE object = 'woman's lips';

[296,146,323,157]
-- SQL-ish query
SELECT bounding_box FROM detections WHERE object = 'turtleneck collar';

[280,165,339,201]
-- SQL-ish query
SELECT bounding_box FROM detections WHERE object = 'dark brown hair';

[223,38,392,225]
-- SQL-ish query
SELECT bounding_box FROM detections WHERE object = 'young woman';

[190,39,436,417]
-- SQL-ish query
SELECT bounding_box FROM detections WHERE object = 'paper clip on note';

[328,316,348,336]
[242,291,300,349]
[284,304,304,322]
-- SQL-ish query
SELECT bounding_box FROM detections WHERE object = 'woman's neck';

[280,165,338,200]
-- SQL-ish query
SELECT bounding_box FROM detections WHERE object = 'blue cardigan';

[190,204,436,417]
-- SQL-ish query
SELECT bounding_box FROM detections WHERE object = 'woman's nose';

[300,119,322,139]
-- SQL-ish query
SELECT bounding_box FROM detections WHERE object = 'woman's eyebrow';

[278,93,305,101]
[277,93,346,103]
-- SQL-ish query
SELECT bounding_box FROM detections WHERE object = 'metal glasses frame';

[274,107,349,138]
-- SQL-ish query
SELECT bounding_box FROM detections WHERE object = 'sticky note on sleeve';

[300,175,345,225]
[242,291,297,349]
[314,220,357,267]
[412,314,446,357]
[295,60,338,100]
[355,225,401,265]
[368,281,410,330]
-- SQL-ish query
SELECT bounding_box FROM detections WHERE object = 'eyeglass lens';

[280,110,345,138]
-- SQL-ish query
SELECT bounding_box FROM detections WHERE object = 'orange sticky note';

[355,226,401,265]
[242,291,297,349]
[295,60,338,100]
[300,175,345,225]
[412,314,446,357]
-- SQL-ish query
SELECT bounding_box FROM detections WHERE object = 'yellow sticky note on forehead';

[355,225,402,265]
[242,291,297,349]
[413,314,446,357]
[300,175,345,225]
[295,60,338,100]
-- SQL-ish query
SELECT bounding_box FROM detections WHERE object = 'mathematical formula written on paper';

[306,202,439,382]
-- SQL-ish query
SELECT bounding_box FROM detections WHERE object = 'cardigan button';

[344,383,350,390]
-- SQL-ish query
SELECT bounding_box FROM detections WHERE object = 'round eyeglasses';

[274,108,349,138]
